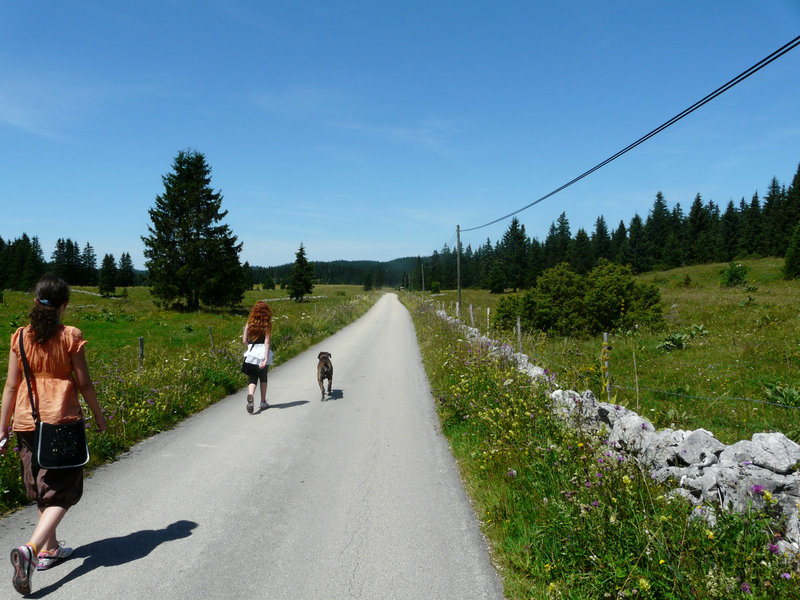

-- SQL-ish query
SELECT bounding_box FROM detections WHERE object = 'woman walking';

[241,301,273,413]
[0,274,107,595]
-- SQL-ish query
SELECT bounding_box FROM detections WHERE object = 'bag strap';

[18,329,41,425]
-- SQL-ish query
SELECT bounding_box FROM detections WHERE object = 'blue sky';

[2,1,800,269]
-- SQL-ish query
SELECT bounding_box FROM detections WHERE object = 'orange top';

[10,325,86,431]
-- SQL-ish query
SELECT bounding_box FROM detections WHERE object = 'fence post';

[138,337,144,370]
[603,332,611,403]
[469,304,474,327]
[209,326,215,351]
[487,307,490,334]
[633,347,640,412]
[456,301,461,320]
[517,316,522,354]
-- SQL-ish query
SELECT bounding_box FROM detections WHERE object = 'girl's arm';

[72,348,107,432]
[0,348,20,453]
[242,324,249,346]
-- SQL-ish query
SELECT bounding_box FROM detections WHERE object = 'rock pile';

[436,308,800,555]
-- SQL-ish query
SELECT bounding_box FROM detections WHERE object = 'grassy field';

[403,292,800,599]
[431,258,800,445]
[0,284,380,513]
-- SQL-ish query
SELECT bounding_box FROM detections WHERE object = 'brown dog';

[317,352,333,400]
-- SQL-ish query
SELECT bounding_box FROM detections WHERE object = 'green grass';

[403,293,800,599]
[431,259,800,445]
[0,285,380,513]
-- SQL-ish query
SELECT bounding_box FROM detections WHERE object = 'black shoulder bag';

[19,331,90,469]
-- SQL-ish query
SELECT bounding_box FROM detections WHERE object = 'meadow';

[432,258,800,445]
[402,290,800,599]
[0,285,380,513]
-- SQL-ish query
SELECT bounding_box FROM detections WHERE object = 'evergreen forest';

[3,161,799,295]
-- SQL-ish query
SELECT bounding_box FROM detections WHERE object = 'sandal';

[246,394,254,414]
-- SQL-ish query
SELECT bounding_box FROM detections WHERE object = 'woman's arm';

[72,348,107,432]
[0,348,21,453]
[242,324,249,346]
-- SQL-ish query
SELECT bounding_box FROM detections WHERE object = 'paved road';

[0,293,505,599]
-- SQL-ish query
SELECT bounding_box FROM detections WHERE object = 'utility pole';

[456,225,462,309]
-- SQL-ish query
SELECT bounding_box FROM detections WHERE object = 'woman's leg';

[29,506,67,553]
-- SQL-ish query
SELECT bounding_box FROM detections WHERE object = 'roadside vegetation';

[0,285,379,514]
[432,258,800,445]
[403,287,800,599]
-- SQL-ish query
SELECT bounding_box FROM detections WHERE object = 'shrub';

[720,262,749,287]
[783,222,800,280]
[492,260,663,336]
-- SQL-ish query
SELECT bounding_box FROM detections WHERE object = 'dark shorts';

[242,362,269,385]
[17,431,83,509]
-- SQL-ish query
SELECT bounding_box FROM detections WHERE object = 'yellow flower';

[705,529,714,540]
[659,559,666,565]
[638,578,650,591]
[622,475,631,485]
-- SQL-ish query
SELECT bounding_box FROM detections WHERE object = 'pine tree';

[81,242,98,286]
[500,217,528,291]
[645,192,670,266]
[287,243,314,302]
[142,149,246,310]
[719,201,740,261]
[627,214,650,273]
[118,252,136,287]
[591,216,612,262]
[569,228,594,274]
[98,254,117,296]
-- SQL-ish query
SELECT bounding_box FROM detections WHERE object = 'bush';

[492,260,663,336]
[783,222,800,280]
[720,262,749,287]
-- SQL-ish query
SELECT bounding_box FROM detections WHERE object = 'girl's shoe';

[10,544,35,595]
[246,394,254,414]
[260,401,269,411]
[37,545,74,571]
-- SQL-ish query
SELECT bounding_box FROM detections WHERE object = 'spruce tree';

[142,149,246,310]
[98,254,117,296]
[118,252,136,287]
[287,243,314,302]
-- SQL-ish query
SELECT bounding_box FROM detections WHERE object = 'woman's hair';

[246,301,273,342]
[29,273,70,344]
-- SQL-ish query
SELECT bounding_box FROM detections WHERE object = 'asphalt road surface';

[0,293,505,599]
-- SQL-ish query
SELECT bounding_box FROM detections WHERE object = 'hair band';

[37,298,53,306]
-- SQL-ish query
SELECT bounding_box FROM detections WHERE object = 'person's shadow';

[29,520,197,597]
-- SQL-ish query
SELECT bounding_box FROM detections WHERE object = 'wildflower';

[638,578,650,591]
[781,573,792,580]
[751,484,766,495]
[506,469,517,478]
[705,529,714,540]
[741,582,752,594]
[659,559,665,565]
[622,475,631,485]
[769,543,780,555]
[591,500,599,507]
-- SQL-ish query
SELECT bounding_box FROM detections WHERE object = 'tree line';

[0,234,138,294]
[414,162,800,292]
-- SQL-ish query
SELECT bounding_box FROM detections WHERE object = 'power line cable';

[462,34,800,233]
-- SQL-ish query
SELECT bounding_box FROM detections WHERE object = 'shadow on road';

[29,519,198,597]
[322,389,344,401]
[257,400,309,413]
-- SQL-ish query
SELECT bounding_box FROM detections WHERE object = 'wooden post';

[633,347,640,412]
[138,337,144,369]
[469,304,474,327]
[456,301,460,320]
[517,316,522,354]
[603,332,611,403]
[487,307,490,333]
[209,326,215,351]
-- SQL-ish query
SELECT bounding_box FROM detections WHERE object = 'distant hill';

[251,257,419,287]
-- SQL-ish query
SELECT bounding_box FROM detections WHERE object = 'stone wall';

[436,308,800,556]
